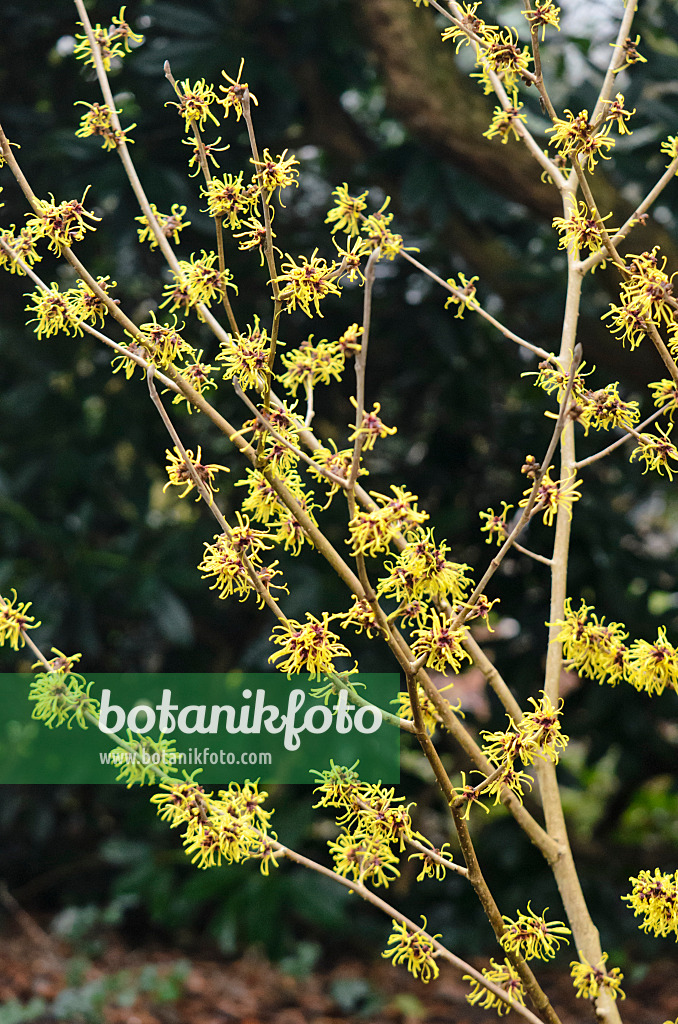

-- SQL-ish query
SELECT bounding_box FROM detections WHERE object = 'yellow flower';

[233,216,272,265]
[163,446,228,503]
[75,101,135,150]
[464,958,526,1016]
[622,868,678,938]
[219,59,258,121]
[552,201,616,262]
[109,732,181,787]
[660,134,678,168]
[484,100,528,144]
[161,251,237,314]
[347,487,428,558]
[546,109,614,172]
[570,952,625,1002]
[328,831,400,888]
[649,379,678,418]
[522,2,560,40]
[66,276,117,329]
[28,189,100,254]
[613,34,647,73]
[444,274,480,318]
[135,204,190,248]
[441,3,496,53]
[278,336,346,395]
[411,609,471,674]
[605,92,635,135]
[73,8,143,70]
[518,693,569,763]
[337,596,385,639]
[135,312,191,368]
[167,78,221,132]
[198,517,277,604]
[409,843,454,882]
[28,671,98,730]
[201,173,258,229]
[252,148,300,201]
[479,502,513,545]
[273,249,342,317]
[325,183,368,236]
[359,196,412,261]
[25,285,78,339]
[269,613,352,678]
[382,917,440,983]
[182,135,230,177]
[378,530,473,605]
[483,27,533,91]
[0,223,42,275]
[218,317,270,393]
[501,904,571,961]
[171,350,218,411]
[626,626,678,695]
[348,400,397,453]
[630,425,678,480]
[550,597,629,685]
[520,468,582,527]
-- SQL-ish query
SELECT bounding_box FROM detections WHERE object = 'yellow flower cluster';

[411,609,471,674]
[273,249,342,318]
[0,223,42,276]
[73,6,143,71]
[167,78,222,133]
[278,335,346,396]
[552,201,616,263]
[0,590,40,650]
[151,780,279,872]
[383,918,441,983]
[163,446,228,503]
[324,190,409,261]
[570,952,625,1002]
[28,671,98,730]
[110,732,181,787]
[378,530,473,606]
[630,425,678,480]
[161,250,237,315]
[269,613,352,678]
[28,190,100,255]
[347,486,429,558]
[75,101,136,151]
[533,361,640,435]
[201,172,259,229]
[218,316,270,392]
[519,468,582,527]
[479,692,568,804]
[603,248,677,350]
[546,109,615,172]
[622,868,678,939]
[552,598,678,695]
[199,514,285,607]
[135,203,190,249]
[464,957,526,1016]
[500,904,571,961]
[26,277,115,339]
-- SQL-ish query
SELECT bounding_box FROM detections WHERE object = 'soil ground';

[1,923,677,1024]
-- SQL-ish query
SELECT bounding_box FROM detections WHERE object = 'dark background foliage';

[1,0,677,967]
